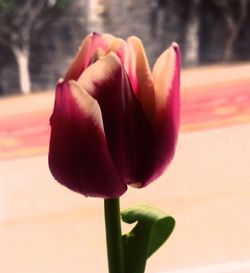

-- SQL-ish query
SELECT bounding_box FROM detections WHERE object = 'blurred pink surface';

[0,64,250,273]
[1,65,250,160]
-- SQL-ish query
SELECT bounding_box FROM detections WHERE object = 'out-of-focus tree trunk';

[0,0,70,95]
[184,0,201,66]
[222,0,248,62]
[87,0,107,33]
[223,16,238,62]
[12,45,31,95]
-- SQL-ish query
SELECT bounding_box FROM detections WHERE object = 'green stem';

[104,198,124,273]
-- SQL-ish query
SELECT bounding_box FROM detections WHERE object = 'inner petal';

[65,33,115,81]
[77,53,156,185]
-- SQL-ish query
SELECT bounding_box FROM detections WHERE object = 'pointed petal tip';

[57,78,64,84]
[127,35,145,50]
[166,42,180,57]
[127,35,140,41]
[171,42,181,62]
[171,42,179,48]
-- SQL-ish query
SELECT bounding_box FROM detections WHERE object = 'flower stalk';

[104,198,124,273]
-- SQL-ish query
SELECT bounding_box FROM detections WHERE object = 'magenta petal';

[146,44,181,186]
[48,81,127,198]
[77,54,158,186]
[65,33,115,81]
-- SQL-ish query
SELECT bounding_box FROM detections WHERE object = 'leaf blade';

[121,204,175,273]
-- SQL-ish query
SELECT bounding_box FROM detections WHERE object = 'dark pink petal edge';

[48,80,127,198]
[138,43,181,187]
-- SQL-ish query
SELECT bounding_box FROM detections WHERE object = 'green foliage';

[121,205,175,273]
[55,0,70,9]
[0,0,11,13]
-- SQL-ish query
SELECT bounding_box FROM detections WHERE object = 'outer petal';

[48,80,127,198]
[147,43,181,183]
[127,36,155,125]
[77,53,156,186]
[65,32,115,81]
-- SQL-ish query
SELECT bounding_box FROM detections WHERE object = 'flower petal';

[152,43,180,126]
[107,38,130,72]
[147,43,181,183]
[48,80,127,198]
[77,53,156,186]
[127,36,155,124]
[65,32,115,81]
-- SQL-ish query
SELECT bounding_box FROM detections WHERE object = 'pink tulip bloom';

[49,33,181,198]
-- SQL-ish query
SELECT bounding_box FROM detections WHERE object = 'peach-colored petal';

[107,38,130,72]
[127,36,155,124]
[65,33,115,81]
[152,43,180,124]
[77,52,123,96]
[49,80,127,197]
[141,43,181,185]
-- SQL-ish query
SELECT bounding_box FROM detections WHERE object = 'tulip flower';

[49,32,181,198]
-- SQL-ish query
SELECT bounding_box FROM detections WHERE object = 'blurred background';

[1,1,250,273]
[0,0,250,95]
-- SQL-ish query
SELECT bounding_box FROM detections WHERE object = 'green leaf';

[121,205,175,273]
